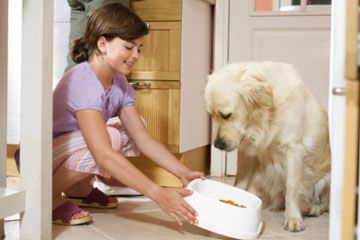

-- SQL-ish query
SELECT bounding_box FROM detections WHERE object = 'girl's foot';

[64,187,119,209]
[52,201,92,225]
[53,197,90,219]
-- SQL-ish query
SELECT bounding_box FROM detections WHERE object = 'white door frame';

[0,0,9,236]
[210,0,230,177]
[328,1,346,239]
[329,1,346,240]
[20,0,53,238]
[0,0,52,238]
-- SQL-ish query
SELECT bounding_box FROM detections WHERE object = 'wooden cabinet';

[129,0,213,186]
[133,81,180,152]
[341,0,359,238]
[130,22,181,81]
[130,0,181,21]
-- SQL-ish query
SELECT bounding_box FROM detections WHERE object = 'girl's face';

[100,36,144,75]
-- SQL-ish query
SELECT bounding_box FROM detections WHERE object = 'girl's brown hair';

[72,3,149,63]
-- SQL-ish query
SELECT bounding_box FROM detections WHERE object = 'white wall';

[53,0,71,84]
[7,0,70,144]
[7,0,22,144]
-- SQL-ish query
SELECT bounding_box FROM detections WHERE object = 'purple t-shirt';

[53,61,135,137]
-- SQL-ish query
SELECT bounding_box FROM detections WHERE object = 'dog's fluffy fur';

[205,62,331,232]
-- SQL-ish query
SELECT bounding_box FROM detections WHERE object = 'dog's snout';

[214,138,227,150]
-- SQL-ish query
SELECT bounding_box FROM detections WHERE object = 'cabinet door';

[131,80,180,152]
[130,0,181,21]
[128,22,181,81]
[341,0,359,238]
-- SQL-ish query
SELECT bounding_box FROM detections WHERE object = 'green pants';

[65,0,130,72]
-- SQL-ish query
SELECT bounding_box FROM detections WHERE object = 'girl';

[50,3,205,226]
[65,0,130,72]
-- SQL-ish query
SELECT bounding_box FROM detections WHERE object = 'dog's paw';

[283,216,304,232]
[306,203,327,217]
[306,204,321,217]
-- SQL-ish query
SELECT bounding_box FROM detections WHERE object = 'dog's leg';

[283,144,305,232]
[307,199,328,217]
[234,150,259,190]
[307,173,330,216]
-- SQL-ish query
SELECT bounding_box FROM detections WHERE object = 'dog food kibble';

[219,199,246,208]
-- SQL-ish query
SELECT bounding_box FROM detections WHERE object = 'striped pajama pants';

[15,117,140,178]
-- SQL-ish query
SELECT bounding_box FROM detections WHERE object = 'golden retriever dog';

[204,61,331,232]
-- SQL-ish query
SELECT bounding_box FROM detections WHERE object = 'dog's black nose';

[214,138,227,150]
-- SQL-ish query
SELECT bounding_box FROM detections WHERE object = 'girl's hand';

[180,171,206,187]
[153,187,198,226]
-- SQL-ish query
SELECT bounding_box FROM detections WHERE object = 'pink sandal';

[64,188,119,209]
[52,201,92,225]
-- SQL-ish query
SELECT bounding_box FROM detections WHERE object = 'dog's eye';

[220,112,232,120]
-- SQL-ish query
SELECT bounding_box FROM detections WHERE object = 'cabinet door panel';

[129,22,181,81]
[133,81,180,152]
[130,0,181,21]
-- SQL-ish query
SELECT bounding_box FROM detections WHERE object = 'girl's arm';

[76,109,197,225]
[76,109,160,198]
[118,106,205,186]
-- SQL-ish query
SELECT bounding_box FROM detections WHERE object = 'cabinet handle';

[146,22,151,29]
[130,81,151,89]
[332,87,345,96]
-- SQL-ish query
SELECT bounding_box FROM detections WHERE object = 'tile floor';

[4,176,329,240]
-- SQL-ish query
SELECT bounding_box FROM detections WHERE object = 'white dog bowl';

[185,179,263,240]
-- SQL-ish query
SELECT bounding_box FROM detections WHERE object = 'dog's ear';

[237,70,273,108]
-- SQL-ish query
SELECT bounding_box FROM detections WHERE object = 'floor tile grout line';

[90,209,162,215]
[89,225,117,240]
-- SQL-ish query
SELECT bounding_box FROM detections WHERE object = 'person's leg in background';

[64,0,130,72]
[65,0,86,72]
